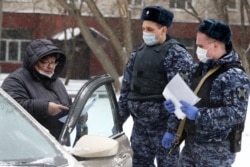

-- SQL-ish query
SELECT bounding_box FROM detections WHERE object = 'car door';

[59,74,133,167]
[0,88,81,167]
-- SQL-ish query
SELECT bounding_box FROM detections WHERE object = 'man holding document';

[162,19,250,167]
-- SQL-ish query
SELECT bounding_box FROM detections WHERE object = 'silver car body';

[0,88,81,167]
[0,74,133,167]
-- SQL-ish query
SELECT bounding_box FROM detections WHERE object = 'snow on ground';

[62,76,250,167]
[122,98,250,167]
[0,73,249,166]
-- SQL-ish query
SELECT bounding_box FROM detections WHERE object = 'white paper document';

[59,94,99,123]
[162,73,200,120]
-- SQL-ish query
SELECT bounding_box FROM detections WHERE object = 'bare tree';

[247,43,250,62]
[85,0,129,73]
[183,0,250,74]
[117,0,133,63]
[64,28,77,85]
[243,0,250,22]
[237,0,250,73]
[55,0,136,91]
[212,0,229,22]
[56,0,121,91]
[186,1,202,23]
[215,0,250,74]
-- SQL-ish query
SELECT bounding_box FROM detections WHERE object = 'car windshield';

[0,89,68,166]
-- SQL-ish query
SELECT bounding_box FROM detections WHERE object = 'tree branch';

[56,0,121,91]
[184,2,202,23]
[85,0,127,71]
[243,0,250,23]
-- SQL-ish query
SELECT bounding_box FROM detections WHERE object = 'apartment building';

[0,0,249,77]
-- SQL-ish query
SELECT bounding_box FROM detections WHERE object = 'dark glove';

[180,100,198,120]
[162,132,175,149]
[163,99,175,113]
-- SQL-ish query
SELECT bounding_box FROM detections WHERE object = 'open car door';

[59,74,132,167]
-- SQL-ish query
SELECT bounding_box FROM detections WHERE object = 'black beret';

[141,6,174,27]
[198,18,232,44]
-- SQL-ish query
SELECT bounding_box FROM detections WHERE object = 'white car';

[0,74,133,167]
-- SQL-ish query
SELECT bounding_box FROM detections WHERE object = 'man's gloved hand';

[163,99,175,113]
[161,132,175,149]
[180,100,198,120]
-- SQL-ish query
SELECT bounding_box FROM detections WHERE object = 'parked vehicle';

[0,74,133,167]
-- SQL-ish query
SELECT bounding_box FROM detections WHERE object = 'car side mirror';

[72,135,119,158]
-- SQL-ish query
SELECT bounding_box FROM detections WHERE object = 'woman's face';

[34,55,58,76]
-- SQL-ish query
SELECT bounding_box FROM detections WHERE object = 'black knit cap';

[198,18,232,44]
[141,6,174,27]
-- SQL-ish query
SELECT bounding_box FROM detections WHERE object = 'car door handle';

[116,153,132,166]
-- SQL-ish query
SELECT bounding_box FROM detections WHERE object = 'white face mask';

[142,32,159,46]
[37,70,54,78]
[196,47,211,63]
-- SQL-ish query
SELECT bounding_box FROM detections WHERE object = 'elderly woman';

[1,39,71,140]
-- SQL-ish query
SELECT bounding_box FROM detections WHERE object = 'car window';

[76,85,115,138]
[58,75,133,166]
[60,75,122,146]
[0,89,68,166]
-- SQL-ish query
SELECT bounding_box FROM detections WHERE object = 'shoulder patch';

[236,87,248,101]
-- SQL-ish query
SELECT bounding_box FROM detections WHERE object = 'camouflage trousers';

[178,137,236,167]
[128,100,179,167]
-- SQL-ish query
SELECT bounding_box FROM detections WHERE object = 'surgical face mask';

[196,47,211,63]
[37,70,54,78]
[143,32,159,46]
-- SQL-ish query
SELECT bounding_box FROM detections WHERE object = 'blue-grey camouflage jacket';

[191,50,250,142]
[118,39,194,133]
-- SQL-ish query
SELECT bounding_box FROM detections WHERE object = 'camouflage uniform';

[178,50,250,167]
[118,38,193,167]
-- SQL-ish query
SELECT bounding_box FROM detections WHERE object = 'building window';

[21,42,30,61]
[66,0,83,4]
[228,0,237,10]
[129,0,143,7]
[9,41,18,61]
[169,0,192,9]
[0,41,6,61]
[0,39,30,62]
[1,29,32,62]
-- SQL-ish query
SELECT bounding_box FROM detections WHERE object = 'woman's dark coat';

[1,39,72,140]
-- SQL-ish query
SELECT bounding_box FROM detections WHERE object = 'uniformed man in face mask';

[118,6,194,167]
[163,19,250,166]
